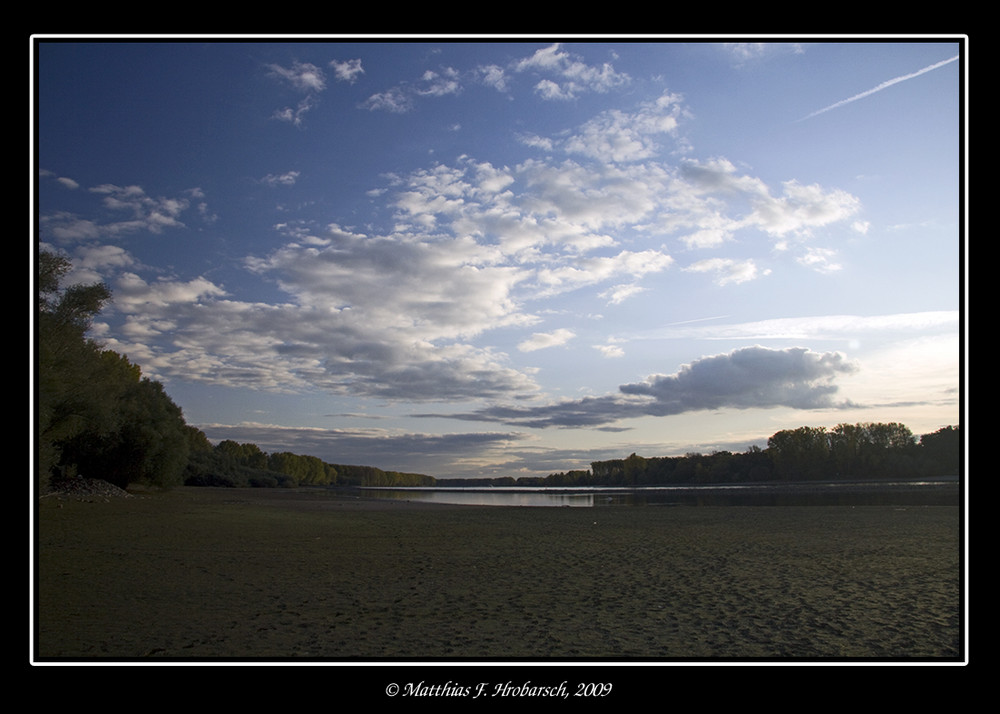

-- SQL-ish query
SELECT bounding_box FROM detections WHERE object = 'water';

[357,479,960,508]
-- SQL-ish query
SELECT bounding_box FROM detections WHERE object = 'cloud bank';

[422,346,859,429]
[41,44,869,419]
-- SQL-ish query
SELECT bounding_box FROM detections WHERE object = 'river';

[357,477,960,507]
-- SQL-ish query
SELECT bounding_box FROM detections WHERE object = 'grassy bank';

[35,487,962,661]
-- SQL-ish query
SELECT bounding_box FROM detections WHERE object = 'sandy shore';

[34,486,963,662]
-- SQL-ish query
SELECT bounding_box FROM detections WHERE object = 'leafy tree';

[771,426,834,480]
[38,251,192,491]
[622,453,647,485]
[268,451,330,486]
[37,251,114,491]
[58,373,190,489]
[919,425,962,476]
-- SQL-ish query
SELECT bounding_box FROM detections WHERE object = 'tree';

[622,453,647,485]
[58,374,190,489]
[37,252,115,491]
[829,423,865,478]
[38,251,112,333]
[767,426,831,480]
[38,251,193,491]
[919,425,962,476]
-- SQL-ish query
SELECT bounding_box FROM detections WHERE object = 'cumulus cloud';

[671,159,861,242]
[684,257,764,285]
[362,65,461,112]
[721,42,805,66]
[65,244,136,284]
[268,61,327,92]
[476,63,510,92]
[261,170,300,187]
[562,90,688,162]
[330,58,364,83]
[416,67,461,97]
[39,183,203,243]
[44,76,866,408]
[272,97,316,126]
[361,86,413,113]
[619,346,857,411]
[433,346,859,428]
[267,61,330,125]
[513,43,630,99]
[594,342,625,358]
[518,328,575,352]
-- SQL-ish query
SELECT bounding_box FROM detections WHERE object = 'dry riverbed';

[34,485,962,662]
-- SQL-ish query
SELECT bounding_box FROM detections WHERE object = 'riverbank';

[34,486,963,662]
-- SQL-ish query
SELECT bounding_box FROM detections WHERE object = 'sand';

[34,486,963,662]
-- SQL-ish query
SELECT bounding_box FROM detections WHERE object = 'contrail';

[800,54,959,121]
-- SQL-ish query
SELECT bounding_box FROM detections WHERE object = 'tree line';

[184,435,434,489]
[489,422,959,488]
[37,251,961,493]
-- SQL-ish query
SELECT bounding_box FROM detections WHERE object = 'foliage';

[37,251,117,491]
[919,425,962,476]
[37,252,190,490]
[524,421,958,488]
[58,375,190,489]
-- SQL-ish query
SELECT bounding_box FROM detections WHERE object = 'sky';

[33,37,965,479]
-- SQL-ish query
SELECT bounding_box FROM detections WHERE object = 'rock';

[46,478,134,501]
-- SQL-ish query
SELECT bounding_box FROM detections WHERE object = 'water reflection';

[359,480,959,508]
[366,488,595,508]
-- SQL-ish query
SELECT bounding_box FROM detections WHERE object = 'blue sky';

[34,37,965,479]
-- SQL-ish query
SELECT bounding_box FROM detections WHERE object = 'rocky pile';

[45,478,134,501]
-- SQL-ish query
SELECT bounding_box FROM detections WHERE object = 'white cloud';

[261,171,300,187]
[272,97,316,126]
[562,90,688,163]
[267,61,329,125]
[684,257,762,285]
[268,61,327,92]
[362,86,413,113]
[417,67,461,97]
[722,42,805,66]
[534,250,674,297]
[66,244,136,284]
[751,180,861,237]
[113,273,227,312]
[594,342,625,358]
[476,64,510,92]
[49,85,870,408]
[599,283,646,305]
[40,184,203,243]
[330,58,364,83]
[513,43,630,99]
[518,328,576,352]
[362,66,461,113]
[796,246,842,273]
